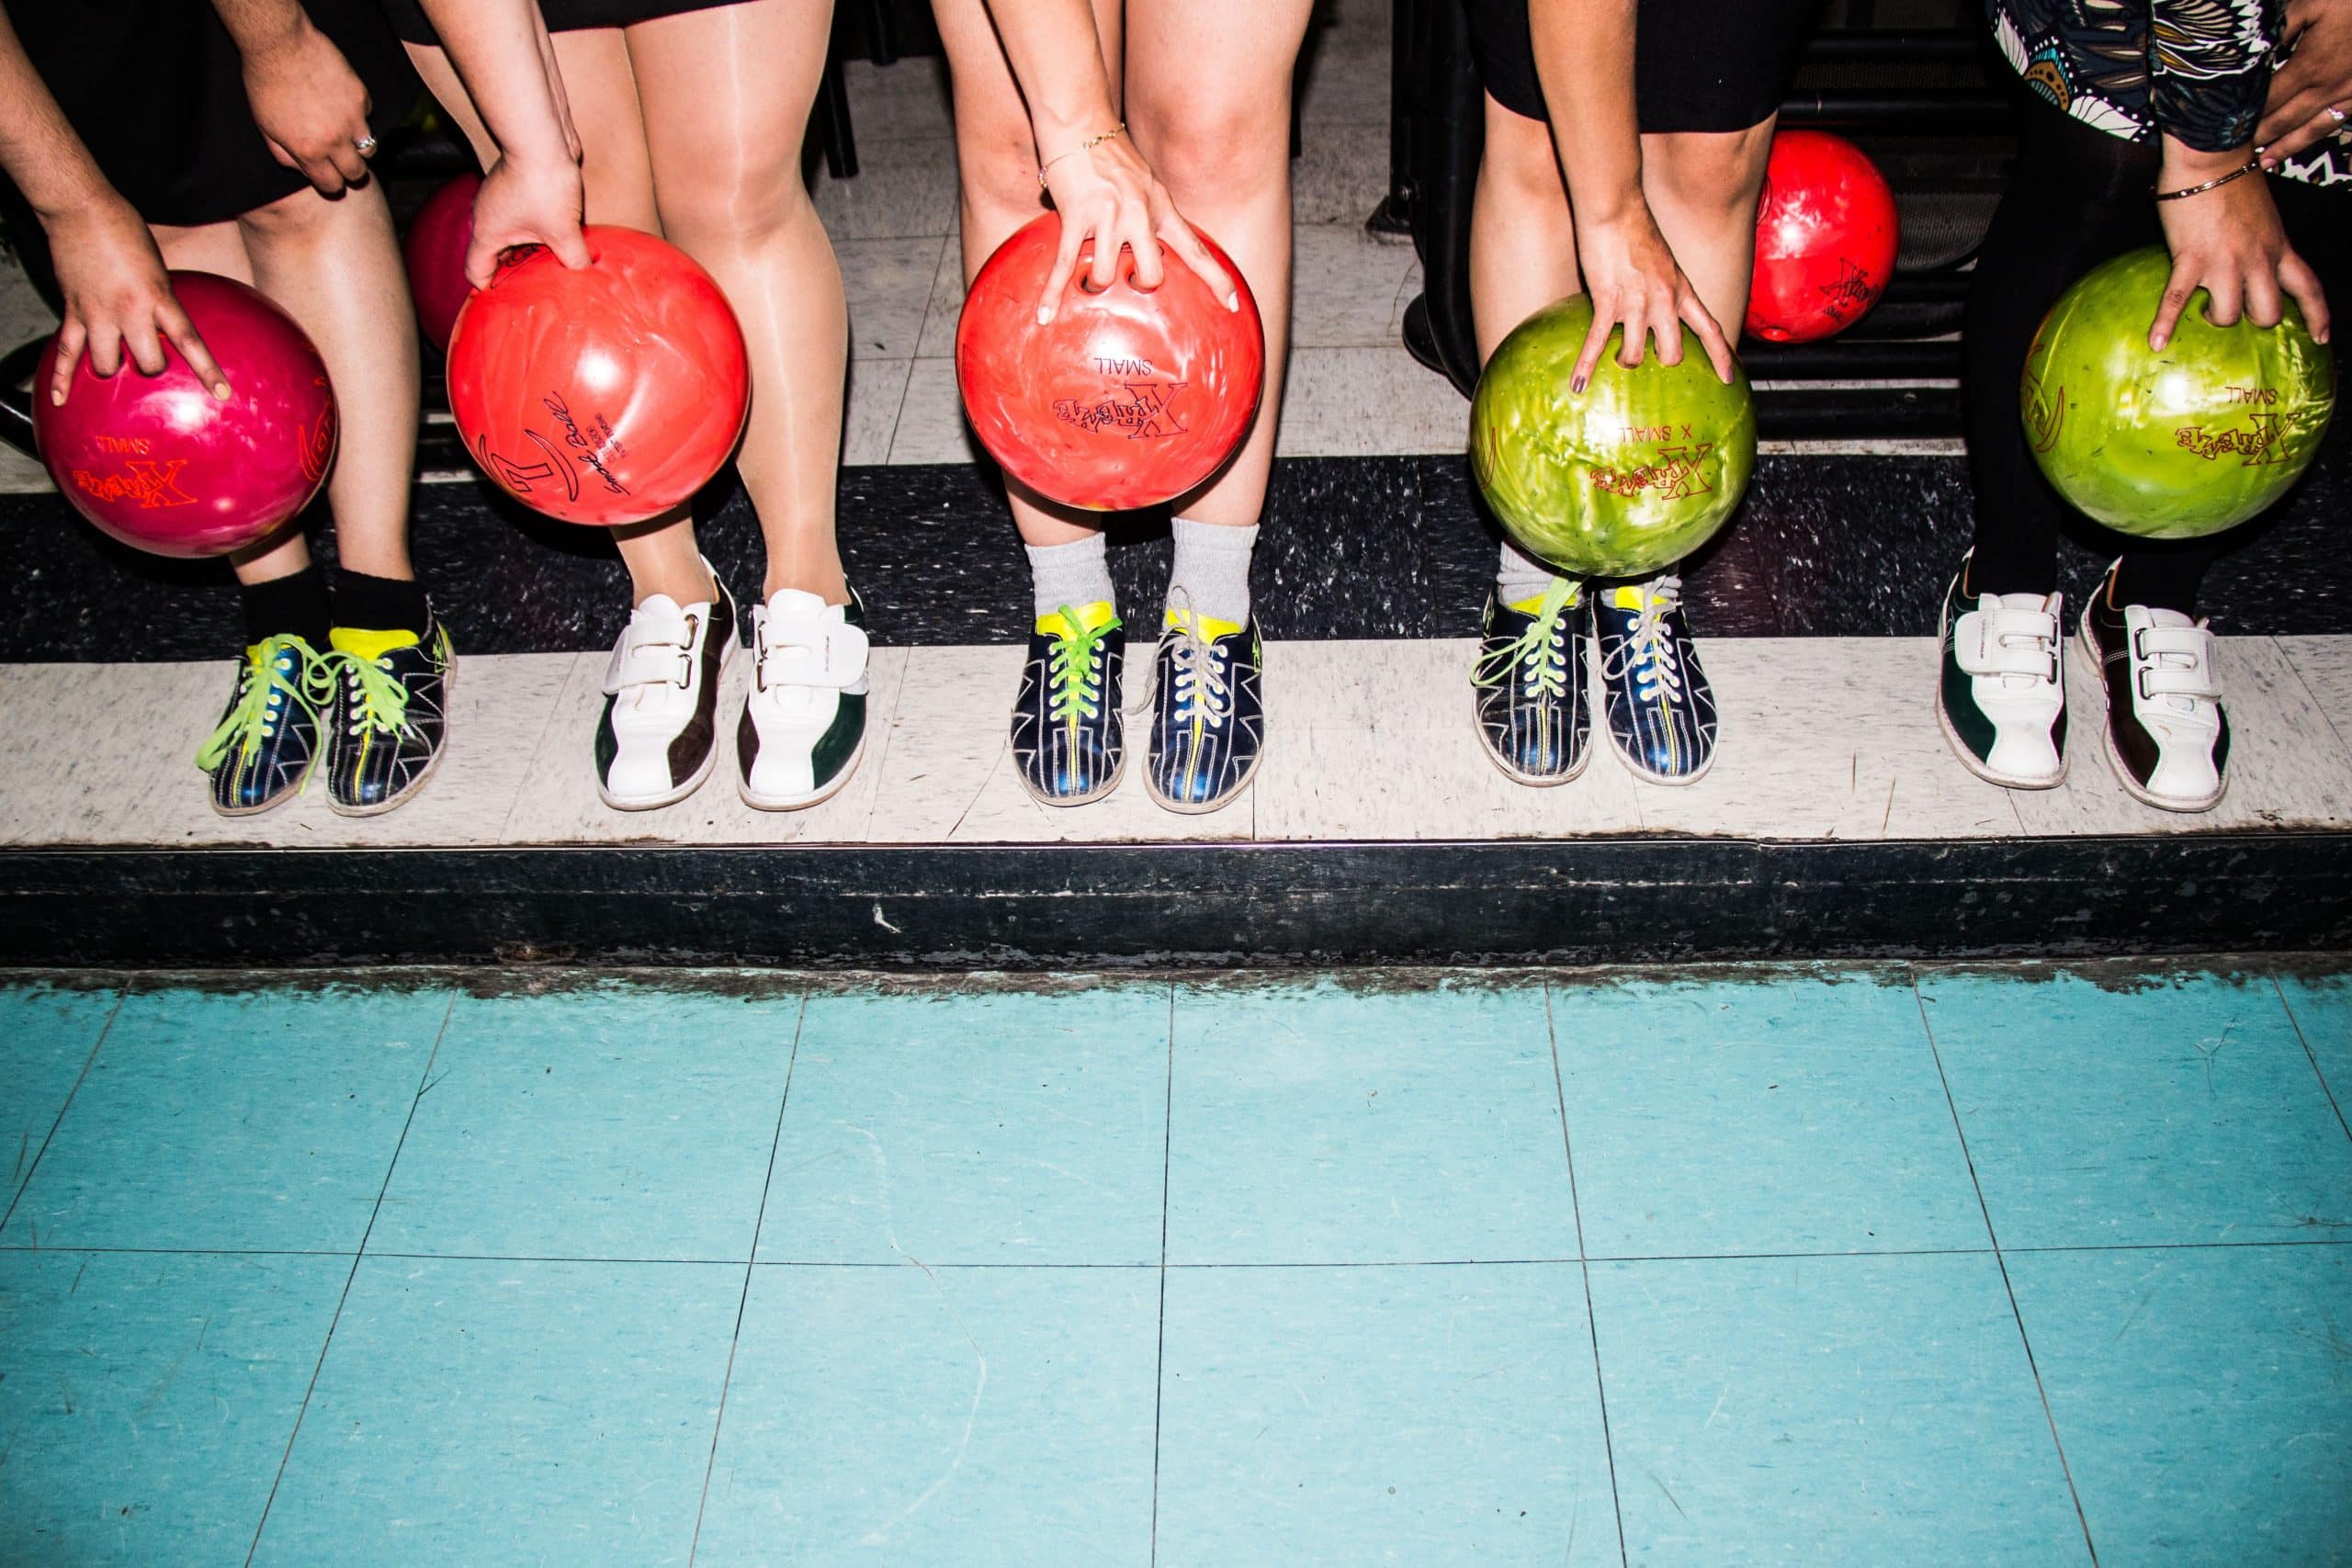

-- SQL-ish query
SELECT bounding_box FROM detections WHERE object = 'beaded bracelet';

[1038,124,1126,190]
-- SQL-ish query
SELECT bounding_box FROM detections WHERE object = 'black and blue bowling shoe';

[1143,602,1264,814]
[1591,573,1718,785]
[196,633,333,816]
[1472,575,1590,785]
[1011,601,1126,806]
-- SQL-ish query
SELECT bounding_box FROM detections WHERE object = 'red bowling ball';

[403,172,481,354]
[447,225,751,526]
[1746,130,1900,344]
[956,213,1263,512]
[34,272,335,559]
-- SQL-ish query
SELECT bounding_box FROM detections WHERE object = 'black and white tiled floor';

[3,4,2348,866]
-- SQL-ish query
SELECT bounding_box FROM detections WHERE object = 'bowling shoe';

[596,566,739,811]
[1471,576,1590,785]
[1143,603,1264,814]
[739,589,871,811]
[1012,602,1126,807]
[1592,575,1717,785]
[2077,570,2229,813]
[196,634,334,816]
[1936,558,2066,790]
[325,617,454,817]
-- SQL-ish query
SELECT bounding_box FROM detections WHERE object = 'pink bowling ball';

[404,173,481,354]
[34,272,337,558]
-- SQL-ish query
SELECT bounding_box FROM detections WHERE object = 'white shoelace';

[1603,575,1686,704]
[1165,591,1232,727]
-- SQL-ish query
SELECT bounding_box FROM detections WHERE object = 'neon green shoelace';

[195,635,332,771]
[1473,577,1577,701]
[337,647,415,739]
[1046,604,1120,728]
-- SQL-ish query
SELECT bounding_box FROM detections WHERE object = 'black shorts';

[3,0,416,229]
[381,0,754,46]
[1463,0,1826,133]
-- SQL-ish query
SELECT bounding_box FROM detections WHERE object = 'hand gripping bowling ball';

[956,213,1264,512]
[34,271,335,558]
[1472,295,1758,580]
[2021,245,2335,539]
[1747,130,1899,344]
[447,225,750,526]
[403,172,481,354]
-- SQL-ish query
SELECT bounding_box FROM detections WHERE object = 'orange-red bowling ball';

[1746,130,1900,344]
[34,272,335,558]
[956,213,1264,512]
[447,225,750,526]
[403,172,480,354]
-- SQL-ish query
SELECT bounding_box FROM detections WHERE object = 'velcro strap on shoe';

[761,617,869,692]
[1954,606,2056,680]
[2134,626,2222,702]
[604,634,691,695]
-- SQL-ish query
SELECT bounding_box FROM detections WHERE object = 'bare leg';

[933,0,1124,547]
[628,0,847,604]
[150,219,314,589]
[1638,119,1776,335]
[1124,0,1314,527]
[405,33,712,605]
[226,180,419,584]
[1467,93,1581,363]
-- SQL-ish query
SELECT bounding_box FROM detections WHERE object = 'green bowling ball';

[2021,245,2335,540]
[1471,294,1758,580]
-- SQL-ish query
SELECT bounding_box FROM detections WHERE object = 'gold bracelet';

[2153,160,2261,202]
[1037,124,1125,190]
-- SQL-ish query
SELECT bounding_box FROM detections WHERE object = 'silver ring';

[354,134,379,156]
[2328,105,2347,124]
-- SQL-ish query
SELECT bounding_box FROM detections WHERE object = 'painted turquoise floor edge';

[1,959,2347,1564]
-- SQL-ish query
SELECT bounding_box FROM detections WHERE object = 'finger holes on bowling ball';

[1078,275,1112,295]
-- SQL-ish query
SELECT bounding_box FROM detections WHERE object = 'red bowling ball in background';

[447,225,750,526]
[34,272,335,558]
[403,172,480,354]
[956,213,1264,512]
[1746,130,1900,344]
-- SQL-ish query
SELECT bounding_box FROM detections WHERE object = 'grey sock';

[1498,537,1567,608]
[1167,516,1260,626]
[1025,533,1115,623]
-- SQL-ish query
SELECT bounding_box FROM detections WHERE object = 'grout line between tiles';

[2272,974,2352,1149]
[2273,636,2352,769]
[1,988,123,1235]
[494,651,596,843]
[1148,982,1175,1567]
[846,653,910,842]
[1542,981,1630,1567]
[244,989,461,1567]
[689,990,808,1565]
[1912,976,2101,1567]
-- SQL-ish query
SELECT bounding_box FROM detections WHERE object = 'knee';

[1645,126,1774,227]
[654,158,815,254]
[235,182,340,241]
[1479,107,1566,209]
[1128,95,1290,206]
[956,119,1048,228]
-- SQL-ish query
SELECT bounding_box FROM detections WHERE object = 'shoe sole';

[1932,593,2066,792]
[740,730,868,812]
[1016,748,1128,808]
[327,655,458,818]
[208,745,317,818]
[2073,617,2226,815]
[1145,743,1262,815]
[597,637,737,812]
[1467,683,1591,788]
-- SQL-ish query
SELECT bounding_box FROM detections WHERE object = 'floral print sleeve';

[1989,0,2279,152]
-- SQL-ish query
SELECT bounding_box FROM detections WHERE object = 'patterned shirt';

[1990,0,2351,186]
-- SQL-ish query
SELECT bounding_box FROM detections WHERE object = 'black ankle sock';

[334,570,432,636]
[240,566,333,649]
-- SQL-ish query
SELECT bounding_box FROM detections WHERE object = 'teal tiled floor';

[1,961,2347,1564]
